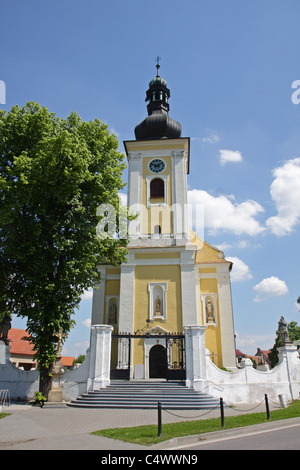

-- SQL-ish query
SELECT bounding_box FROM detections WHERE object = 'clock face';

[148,159,166,174]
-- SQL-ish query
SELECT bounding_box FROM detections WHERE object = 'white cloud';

[187,189,265,236]
[253,276,289,302]
[118,192,127,206]
[216,242,233,252]
[202,132,220,144]
[82,318,91,328]
[62,341,89,357]
[266,157,300,236]
[235,332,275,355]
[219,149,243,166]
[226,257,252,282]
[80,288,93,301]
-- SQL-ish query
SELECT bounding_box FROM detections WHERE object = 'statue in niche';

[155,295,161,316]
[108,302,117,326]
[206,299,215,324]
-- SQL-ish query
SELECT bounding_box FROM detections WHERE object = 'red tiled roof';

[61,356,75,367]
[246,355,261,365]
[7,329,75,366]
[236,349,246,357]
[7,328,35,356]
[258,350,271,358]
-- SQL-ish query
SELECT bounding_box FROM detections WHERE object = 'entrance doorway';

[149,344,167,378]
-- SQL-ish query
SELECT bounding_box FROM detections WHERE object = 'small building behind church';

[7,328,75,371]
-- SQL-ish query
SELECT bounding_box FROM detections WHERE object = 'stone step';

[68,380,220,410]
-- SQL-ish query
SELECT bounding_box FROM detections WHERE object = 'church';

[91,63,237,380]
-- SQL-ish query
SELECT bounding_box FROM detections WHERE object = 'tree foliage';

[0,102,128,395]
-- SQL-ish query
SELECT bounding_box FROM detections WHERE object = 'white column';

[87,324,113,391]
[217,266,237,370]
[184,325,207,391]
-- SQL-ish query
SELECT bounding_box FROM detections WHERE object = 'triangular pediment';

[147,325,169,336]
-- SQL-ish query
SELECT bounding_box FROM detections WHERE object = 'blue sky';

[1,0,300,357]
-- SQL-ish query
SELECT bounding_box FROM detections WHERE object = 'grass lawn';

[92,400,300,446]
[0,412,10,419]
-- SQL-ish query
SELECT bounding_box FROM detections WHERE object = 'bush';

[33,391,47,407]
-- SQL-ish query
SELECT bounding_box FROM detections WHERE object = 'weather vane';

[155,56,161,76]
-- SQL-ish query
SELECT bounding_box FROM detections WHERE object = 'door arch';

[149,344,167,378]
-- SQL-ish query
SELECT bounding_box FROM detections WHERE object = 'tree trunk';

[39,366,52,399]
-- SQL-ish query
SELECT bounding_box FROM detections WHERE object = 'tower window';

[150,178,164,198]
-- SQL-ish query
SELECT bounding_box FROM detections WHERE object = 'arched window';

[150,178,164,198]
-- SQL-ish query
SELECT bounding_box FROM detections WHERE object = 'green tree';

[0,102,128,396]
[73,354,86,367]
[269,320,300,368]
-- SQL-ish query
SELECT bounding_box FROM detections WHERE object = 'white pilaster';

[180,249,198,326]
[127,152,142,239]
[91,267,106,325]
[118,259,135,334]
[217,265,237,370]
[172,150,189,241]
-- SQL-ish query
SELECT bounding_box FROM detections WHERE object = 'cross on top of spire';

[155,56,161,76]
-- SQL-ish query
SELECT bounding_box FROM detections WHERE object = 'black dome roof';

[134,67,182,140]
[135,112,181,140]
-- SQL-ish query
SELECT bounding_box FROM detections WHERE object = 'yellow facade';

[134,264,182,333]
[93,72,236,377]
[101,244,228,369]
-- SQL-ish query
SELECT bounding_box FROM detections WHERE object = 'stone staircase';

[68,380,220,409]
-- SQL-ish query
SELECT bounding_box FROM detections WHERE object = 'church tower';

[125,61,190,244]
[91,64,237,378]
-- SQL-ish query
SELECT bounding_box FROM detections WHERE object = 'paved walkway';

[0,400,281,450]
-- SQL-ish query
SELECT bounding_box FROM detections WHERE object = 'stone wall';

[0,342,39,400]
[0,325,112,402]
[1,325,300,405]
[184,325,300,404]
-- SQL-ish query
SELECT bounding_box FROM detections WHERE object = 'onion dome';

[134,62,182,140]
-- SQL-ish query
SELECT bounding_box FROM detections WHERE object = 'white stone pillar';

[184,325,208,391]
[217,266,237,370]
[87,324,113,392]
[278,343,300,400]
